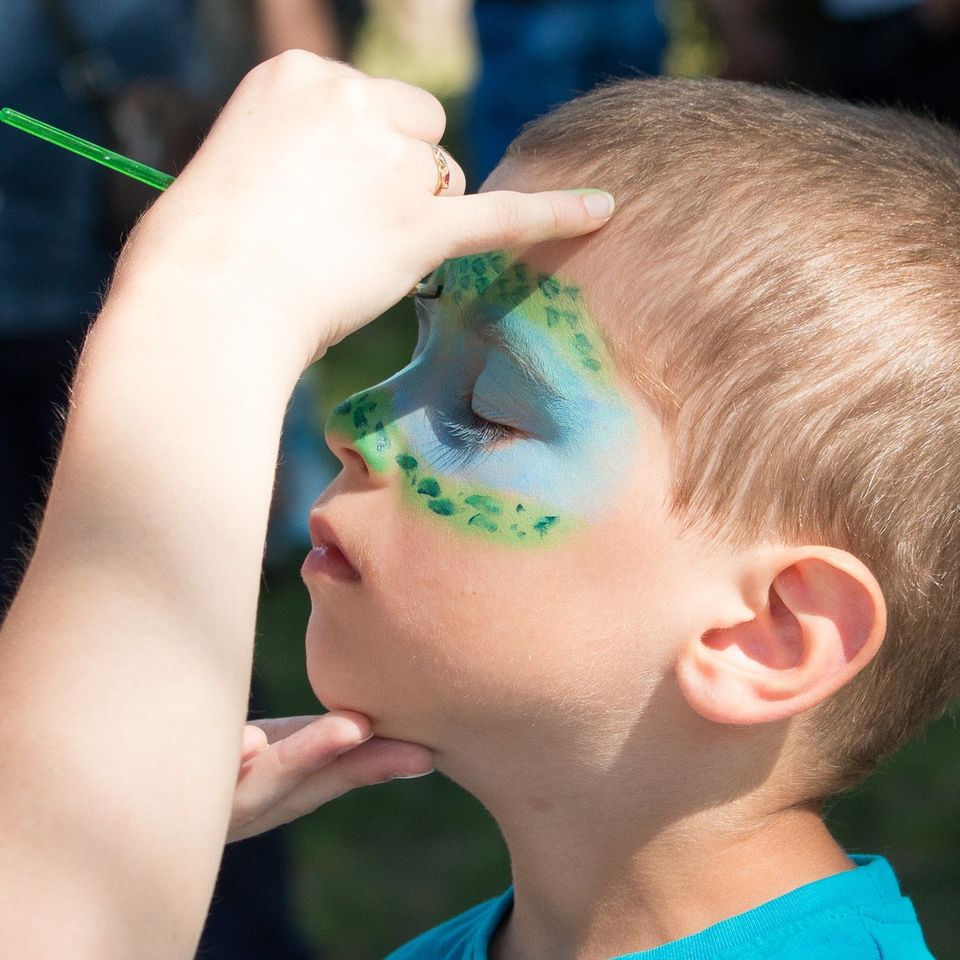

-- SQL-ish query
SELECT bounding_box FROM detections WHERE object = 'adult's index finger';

[438,188,615,257]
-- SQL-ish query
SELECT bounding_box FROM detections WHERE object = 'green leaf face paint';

[441,254,608,378]
[327,389,578,546]
[325,251,640,548]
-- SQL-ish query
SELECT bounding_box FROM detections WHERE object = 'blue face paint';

[325,252,639,545]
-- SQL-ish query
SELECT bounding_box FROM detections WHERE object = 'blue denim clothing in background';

[468,0,668,184]
[386,855,934,960]
[0,0,203,335]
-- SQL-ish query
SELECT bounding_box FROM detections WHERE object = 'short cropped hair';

[506,78,960,800]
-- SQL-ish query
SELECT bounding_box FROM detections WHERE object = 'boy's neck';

[437,715,853,960]
[489,803,852,960]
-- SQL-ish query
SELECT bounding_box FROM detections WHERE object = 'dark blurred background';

[0,1,957,957]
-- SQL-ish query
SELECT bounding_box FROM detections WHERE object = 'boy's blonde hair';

[507,78,960,800]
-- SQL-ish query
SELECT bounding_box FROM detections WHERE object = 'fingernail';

[393,767,435,780]
[334,733,373,758]
[572,189,615,220]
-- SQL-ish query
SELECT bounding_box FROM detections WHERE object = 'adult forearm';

[0,273,300,956]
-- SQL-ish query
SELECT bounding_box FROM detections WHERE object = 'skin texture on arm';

[0,274,295,957]
[0,53,613,959]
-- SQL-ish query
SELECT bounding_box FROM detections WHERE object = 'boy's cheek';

[304,494,667,736]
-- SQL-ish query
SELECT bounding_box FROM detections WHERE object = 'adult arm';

[0,53,613,959]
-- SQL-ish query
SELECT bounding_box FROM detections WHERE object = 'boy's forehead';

[477,160,622,326]
[418,160,633,380]
[423,248,629,396]
[434,251,582,317]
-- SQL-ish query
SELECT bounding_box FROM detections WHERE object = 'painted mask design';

[325,252,639,546]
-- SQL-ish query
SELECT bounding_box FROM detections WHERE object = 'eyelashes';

[427,397,520,470]
[437,408,513,449]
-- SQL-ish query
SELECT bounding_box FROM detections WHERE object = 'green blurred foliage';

[826,714,960,960]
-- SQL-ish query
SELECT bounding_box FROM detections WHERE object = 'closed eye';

[434,392,522,454]
[436,407,515,449]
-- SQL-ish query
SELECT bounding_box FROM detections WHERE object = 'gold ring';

[431,144,451,196]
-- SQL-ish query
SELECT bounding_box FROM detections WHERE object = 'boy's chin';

[305,630,407,734]
[308,682,424,745]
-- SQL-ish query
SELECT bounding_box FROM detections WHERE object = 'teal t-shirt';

[385,855,934,959]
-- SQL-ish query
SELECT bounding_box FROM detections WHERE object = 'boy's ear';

[675,547,887,725]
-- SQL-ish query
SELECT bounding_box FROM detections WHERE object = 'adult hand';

[116,53,615,372]
[228,712,433,842]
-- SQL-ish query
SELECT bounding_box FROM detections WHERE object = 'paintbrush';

[0,106,442,297]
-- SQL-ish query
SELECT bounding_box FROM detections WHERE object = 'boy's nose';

[326,435,371,476]
[323,387,399,479]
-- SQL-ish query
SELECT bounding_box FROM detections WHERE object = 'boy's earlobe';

[675,548,887,725]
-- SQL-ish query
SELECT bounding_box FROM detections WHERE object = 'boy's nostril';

[341,446,370,473]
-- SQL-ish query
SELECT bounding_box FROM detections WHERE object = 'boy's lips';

[303,513,360,582]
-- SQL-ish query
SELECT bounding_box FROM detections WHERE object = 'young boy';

[303,78,957,958]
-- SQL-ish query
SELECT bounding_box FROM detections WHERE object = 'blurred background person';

[468,0,669,183]
[697,0,960,126]
[0,0,213,616]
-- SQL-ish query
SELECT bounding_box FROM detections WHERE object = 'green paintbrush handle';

[0,107,175,191]
[0,106,440,297]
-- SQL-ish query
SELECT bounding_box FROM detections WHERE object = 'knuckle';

[337,75,374,113]
[241,51,360,103]
[240,50,321,102]
[493,194,525,245]
[388,79,447,127]
[265,48,320,84]
[275,47,315,69]
[425,91,447,128]
[253,50,360,95]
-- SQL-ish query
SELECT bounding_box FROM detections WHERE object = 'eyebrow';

[478,323,565,401]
